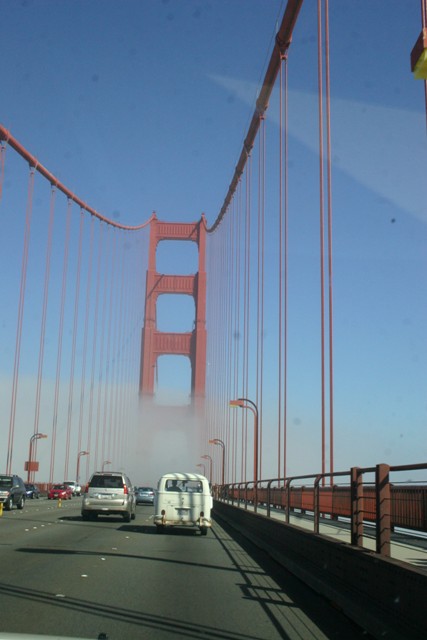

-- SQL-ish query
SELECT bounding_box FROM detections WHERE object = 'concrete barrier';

[213,500,427,640]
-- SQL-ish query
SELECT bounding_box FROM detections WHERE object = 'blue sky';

[1,0,427,482]
[1,0,285,224]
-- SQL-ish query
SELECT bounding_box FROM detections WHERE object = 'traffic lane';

[134,516,372,640]
[0,503,373,639]
[0,496,82,542]
[6,509,290,640]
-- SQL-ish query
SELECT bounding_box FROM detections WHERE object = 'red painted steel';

[226,478,427,536]
[375,463,391,555]
[0,124,154,231]
[140,215,207,411]
[209,0,304,231]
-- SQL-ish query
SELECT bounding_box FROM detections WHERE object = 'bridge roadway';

[0,498,373,639]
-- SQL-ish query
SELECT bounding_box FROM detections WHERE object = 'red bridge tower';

[139,215,207,413]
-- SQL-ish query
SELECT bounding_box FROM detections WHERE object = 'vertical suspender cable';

[64,209,84,480]
[117,232,133,470]
[114,241,130,467]
[317,0,326,480]
[110,241,125,463]
[116,242,129,469]
[77,216,95,466]
[6,166,36,474]
[283,56,289,481]
[100,231,116,464]
[229,201,236,483]
[279,54,289,480]
[95,227,111,469]
[324,0,334,479]
[278,66,283,480]
[234,187,242,481]
[243,157,252,482]
[49,199,72,485]
[256,137,261,479]
[230,200,236,484]
[257,117,266,480]
[86,222,104,475]
[104,231,119,464]
[32,186,56,481]
[226,210,234,479]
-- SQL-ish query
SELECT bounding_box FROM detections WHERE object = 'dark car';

[0,474,26,510]
[136,486,155,504]
[25,483,40,499]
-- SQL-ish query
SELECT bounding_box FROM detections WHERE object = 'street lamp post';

[27,433,48,483]
[196,463,206,476]
[102,460,112,472]
[76,450,90,485]
[209,438,225,486]
[201,454,213,483]
[230,398,259,490]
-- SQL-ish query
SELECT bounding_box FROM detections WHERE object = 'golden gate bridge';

[0,0,426,549]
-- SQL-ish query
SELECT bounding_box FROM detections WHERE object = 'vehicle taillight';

[84,483,89,493]
[123,484,128,495]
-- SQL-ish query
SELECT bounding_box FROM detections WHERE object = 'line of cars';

[79,470,212,534]
[2,471,213,536]
[79,474,154,522]
[0,474,83,510]
[47,481,81,500]
[0,472,154,513]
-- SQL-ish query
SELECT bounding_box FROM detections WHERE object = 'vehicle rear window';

[89,475,124,489]
[164,480,203,492]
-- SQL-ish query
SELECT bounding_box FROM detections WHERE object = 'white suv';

[64,481,81,496]
[81,471,136,522]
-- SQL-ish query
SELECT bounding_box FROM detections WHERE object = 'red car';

[48,484,73,500]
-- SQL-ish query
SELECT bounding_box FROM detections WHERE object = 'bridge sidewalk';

[235,502,427,571]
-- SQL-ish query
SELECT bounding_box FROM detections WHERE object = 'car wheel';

[81,511,90,520]
[4,497,12,511]
[123,511,132,523]
[200,527,208,536]
[131,510,136,520]
[17,496,25,510]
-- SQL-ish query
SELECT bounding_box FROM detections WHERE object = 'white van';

[154,472,212,535]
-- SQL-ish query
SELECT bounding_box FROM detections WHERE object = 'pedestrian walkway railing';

[213,462,427,557]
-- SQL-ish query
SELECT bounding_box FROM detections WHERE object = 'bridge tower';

[139,214,207,413]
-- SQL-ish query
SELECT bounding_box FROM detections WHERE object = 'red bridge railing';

[213,462,427,557]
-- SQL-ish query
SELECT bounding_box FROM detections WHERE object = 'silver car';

[81,471,136,522]
[136,486,155,504]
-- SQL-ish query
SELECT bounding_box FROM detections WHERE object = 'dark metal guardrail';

[213,462,427,556]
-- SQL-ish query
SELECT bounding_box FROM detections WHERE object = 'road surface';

[0,497,373,639]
